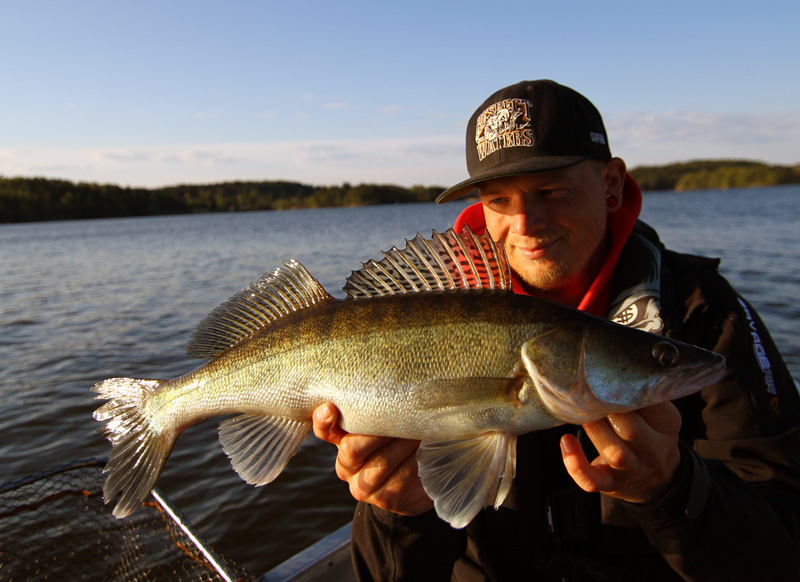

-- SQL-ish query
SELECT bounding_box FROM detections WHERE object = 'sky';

[2,0,799,189]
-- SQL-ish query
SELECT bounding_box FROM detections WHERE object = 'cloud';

[3,109,798,189]
[378,105,402,116]
[193,110,224,119]
[99,150,153,162]
[608,109,800,166]
[0,137,465,188]
[321,102,348,110]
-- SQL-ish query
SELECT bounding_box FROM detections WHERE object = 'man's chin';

[512,262,570,293]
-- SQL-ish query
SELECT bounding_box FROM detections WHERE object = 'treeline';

[4,159,800,223]
[0,177,444,223]
[628,160,800,191]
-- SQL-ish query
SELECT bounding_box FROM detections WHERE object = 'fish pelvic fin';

[92,378,175,518]
[219,414,311,486]
[343,226,511,298]
[417,432,516,529]
[187,260,334,359]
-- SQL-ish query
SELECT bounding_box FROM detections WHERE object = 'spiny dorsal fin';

[187,260,333,359]
[343,227,511,299]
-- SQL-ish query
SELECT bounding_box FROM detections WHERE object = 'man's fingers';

[353,438,420,483]
[582,417,633,470]
[563,403,683,503]
[354,439,421,497]
[311,401,433,516]
[338,435,432,515]
[634,401,682,434]
[336,434,398,476]
[312,403,347,445]
[560,434,615,493]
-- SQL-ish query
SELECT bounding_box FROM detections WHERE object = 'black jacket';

[350,222,800,581]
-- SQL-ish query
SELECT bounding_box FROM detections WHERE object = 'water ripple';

[1,190,798,574]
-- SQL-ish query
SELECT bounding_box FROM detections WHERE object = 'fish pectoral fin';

[417,433,516,529]
[219,414,311,486]
[414,377,523,413]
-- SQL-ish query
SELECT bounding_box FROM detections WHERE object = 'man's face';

[478,159,621,305]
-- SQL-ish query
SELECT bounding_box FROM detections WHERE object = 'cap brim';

[436,155,590,203]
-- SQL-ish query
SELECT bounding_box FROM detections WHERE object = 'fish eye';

[652,341,680,367]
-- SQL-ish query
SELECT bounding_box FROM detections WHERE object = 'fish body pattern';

[93,228,726,528]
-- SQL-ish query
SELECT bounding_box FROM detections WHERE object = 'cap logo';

[475,98,533,162]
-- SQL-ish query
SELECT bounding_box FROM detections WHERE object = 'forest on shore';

[628,159,800,192]
[2,159,799,223]
[0,180,443,223]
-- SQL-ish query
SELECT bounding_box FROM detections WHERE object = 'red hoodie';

[452,174,643,317]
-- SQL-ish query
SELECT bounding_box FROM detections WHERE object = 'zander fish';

[92,228,725,528]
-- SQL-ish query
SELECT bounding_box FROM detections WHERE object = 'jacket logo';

[608,234,664,334]
[475,98,534,161]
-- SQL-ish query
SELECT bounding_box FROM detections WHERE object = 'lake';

[1,185,798,575]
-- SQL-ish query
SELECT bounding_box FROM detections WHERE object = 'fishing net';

[0,458,254,582]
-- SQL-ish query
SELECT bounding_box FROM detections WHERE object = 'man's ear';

[603,158,627,198]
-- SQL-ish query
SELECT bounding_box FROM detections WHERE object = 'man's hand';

[312,403,434,516]
[560,401,682,504]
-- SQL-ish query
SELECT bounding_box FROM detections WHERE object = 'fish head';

[520,318,726,424]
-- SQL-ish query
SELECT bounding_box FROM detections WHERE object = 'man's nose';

[511,203,546,236]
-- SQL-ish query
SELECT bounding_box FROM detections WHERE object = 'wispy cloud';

[378,105,402,116]
[0,137,464,188]
[98,150,153,163]
[608,109,800,166]
[3,109,798,189]
[193,110,224,119]
[321,102,348,110]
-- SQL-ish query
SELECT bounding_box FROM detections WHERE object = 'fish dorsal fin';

[343,227,511,299]
[187,260,333,359]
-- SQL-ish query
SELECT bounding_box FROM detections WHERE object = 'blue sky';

[2,0,799,188]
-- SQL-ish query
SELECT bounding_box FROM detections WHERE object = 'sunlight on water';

[1,187,798,574]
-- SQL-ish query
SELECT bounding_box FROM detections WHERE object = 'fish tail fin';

[92,377,175,518]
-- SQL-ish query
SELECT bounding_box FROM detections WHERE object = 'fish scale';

[93,227,726,528]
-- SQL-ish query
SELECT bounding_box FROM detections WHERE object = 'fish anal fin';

[219,414,311,486]
[417,433,517,529]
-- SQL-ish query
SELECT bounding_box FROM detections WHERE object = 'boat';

[0,458,356,581]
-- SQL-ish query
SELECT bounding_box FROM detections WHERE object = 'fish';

[92,227,726,528]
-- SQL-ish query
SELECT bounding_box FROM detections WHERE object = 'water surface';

[1,186,798,574]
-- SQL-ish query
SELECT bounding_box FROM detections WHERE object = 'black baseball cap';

[436,80,612,203]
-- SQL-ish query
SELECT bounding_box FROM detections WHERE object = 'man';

[313,80,800,580]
